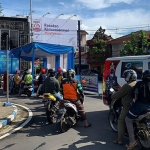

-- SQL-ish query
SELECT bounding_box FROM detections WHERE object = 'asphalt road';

[0,86,144,150]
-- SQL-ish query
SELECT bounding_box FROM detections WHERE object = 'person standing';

[111,69,137,145]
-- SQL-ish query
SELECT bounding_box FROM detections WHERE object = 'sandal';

[84,123,92,128]
[113,140,123,145]
[126,141,137,150]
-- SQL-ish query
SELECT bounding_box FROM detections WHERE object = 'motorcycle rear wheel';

[137,129,150,149]
[27,91,32,97]
[108,111,118,132]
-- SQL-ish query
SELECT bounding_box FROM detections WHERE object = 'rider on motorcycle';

[36,68,47,97]
[125,70,150,150]
[111,69,137,145]
[43,69,63,102]
[59,69,91,127]
[18,69,33,96]
[61,69,67,81]
[14,70,21,86]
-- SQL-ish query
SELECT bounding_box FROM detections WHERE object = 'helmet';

[67,69,75,78]
[142,70,150,81]
[48,69,55,77]
[62,69,66,73]
[57,67,62,73]
[16,70,20,74]
[48,69,55,74]
[26,69,32,74]
[41,68,46,74]
[122,69,137,82]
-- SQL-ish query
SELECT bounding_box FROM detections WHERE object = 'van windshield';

[121,61,143,79]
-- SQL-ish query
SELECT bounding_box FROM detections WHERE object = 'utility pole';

[78,20,81,74]
[30,0,33,43]
[5,35,11,105]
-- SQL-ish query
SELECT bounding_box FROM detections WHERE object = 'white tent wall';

[46,55,55,69]
[63,54,67,70]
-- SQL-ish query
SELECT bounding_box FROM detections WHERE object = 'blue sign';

[0,50,19,74]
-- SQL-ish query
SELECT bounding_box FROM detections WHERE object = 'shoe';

[126,141,137,150]
[113,140,123,145]
[84,123,92,128]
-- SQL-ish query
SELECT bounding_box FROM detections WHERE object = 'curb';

[0,105,18,129]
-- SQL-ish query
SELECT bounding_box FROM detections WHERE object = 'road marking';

[0,103,33,140]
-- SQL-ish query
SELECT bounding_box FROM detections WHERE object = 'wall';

[112,43,124,57]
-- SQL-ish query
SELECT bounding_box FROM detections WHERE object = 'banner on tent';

[32,18,77,47]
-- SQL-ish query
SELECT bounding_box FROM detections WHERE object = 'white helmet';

[26,69,32,74]
[62,69,66,72]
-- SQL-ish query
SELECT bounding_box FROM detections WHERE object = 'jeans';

[53,93,63,101]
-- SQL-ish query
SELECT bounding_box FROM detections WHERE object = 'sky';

[1,0,150,40]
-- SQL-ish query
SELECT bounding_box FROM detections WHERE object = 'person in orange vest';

[3,71,7,94]
[59,69,91,128]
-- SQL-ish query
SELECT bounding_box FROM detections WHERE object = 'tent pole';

[32,48,35,94]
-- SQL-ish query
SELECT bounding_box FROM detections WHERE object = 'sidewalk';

[0,102,18,129]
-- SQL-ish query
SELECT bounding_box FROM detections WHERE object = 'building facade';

[0,16,30,70]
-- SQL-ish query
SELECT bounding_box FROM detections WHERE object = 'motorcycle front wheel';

[108,111,118,132]
[58,117,69,133]
[46,108,56,124]
[137,129,150,149]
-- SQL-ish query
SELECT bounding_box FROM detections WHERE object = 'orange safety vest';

[62,82,78,100]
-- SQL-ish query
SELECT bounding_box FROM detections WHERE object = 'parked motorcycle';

[108,88,150,149]
[57,99,84,133]
[42,93,59,124]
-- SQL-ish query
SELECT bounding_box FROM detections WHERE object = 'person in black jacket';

[43,69,62,101]
[125,70,150,150]
[36,68,46,96]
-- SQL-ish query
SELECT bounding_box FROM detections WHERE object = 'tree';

[0,3,3,14]
[91,39,107,54]
[120,31,150,56]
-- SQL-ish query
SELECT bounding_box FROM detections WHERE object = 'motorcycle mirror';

[110,88,115,93]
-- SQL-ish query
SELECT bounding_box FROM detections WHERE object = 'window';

[121,61,143,79]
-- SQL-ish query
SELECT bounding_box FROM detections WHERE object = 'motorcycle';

[42,93,60,124]
[20,84,33,97]
[57,97,84,133]
[108,88,150,149]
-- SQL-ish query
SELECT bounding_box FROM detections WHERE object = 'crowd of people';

[7,67,91,128]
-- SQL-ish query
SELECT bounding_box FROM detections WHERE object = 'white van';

[102,55,150,105]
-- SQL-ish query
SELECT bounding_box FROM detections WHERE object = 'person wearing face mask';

[106,68,118,105]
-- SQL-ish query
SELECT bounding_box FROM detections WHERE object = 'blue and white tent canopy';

[10,42,75,69]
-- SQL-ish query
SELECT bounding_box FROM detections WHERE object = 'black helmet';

[48,69,55,77]
[142,70,150,81]
[122,69,137,82]
[67,69,75,78]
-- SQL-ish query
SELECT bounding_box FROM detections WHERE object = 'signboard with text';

[32,18,77,47]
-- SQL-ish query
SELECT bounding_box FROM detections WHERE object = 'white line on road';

[0,103,33,140]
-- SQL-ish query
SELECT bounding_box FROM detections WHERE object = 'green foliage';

[120,31,150,56]
[90,39,106,54]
